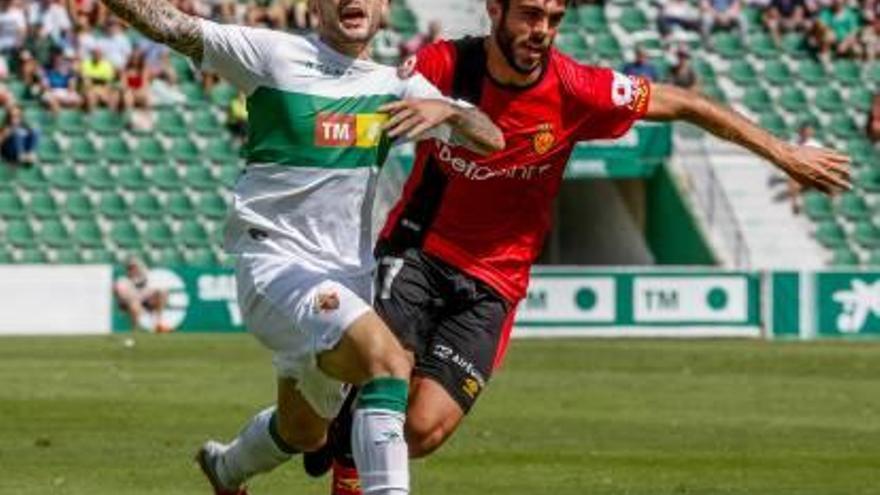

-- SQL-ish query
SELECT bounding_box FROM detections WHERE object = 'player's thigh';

[317,309,413,385]
[276,376,330,452]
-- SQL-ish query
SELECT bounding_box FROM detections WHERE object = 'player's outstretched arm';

[380,99,505,156]
[96,0,203,64]
[645,83,851,194]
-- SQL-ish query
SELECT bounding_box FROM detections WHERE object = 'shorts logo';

[315,290,340,313]
[462,377,481,399]
[315,113,388,148]
[532,123,555,155]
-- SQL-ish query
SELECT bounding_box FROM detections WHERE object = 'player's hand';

[775,144,852,195]
[379,99,456,140]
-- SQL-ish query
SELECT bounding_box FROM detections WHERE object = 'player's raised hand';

[775,144,852,195]
[380,99,456,140]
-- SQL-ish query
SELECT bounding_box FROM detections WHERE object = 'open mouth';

[339,3,367,27]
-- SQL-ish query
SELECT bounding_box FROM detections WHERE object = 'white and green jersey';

[199,20,453,276]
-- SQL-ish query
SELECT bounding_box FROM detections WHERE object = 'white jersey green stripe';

[198,20,454,275]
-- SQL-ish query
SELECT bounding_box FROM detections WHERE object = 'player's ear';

[308,0,319,19]
[486,0,503,26]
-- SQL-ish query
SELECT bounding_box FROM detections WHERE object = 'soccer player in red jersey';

[313,0,851,491]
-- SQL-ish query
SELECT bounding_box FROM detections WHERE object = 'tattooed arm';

[96,0,203,63]
[645,83,851,194]
[379,100,505,156]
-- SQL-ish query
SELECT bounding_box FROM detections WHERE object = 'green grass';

[1,336,879,494]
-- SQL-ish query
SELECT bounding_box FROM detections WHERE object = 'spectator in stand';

[860,16,880,60]
[864,0,880,23]
[670,48,698,90]
[0,0,27,58]
[27,0,72,41]
[98,17,132,70]
[701,0,747,43]
[121,49,150,110]
[246,0,288,29]
[17,49,45,103]
[42,49,82,112]
[71,9,99,59]
[227,90,247,142]
[80,45,119,110]
[763,0,808,46]
[866,93,880,144]
[401,19,442,58]
[621,46,659,82]
[114,257,170,333]
[810,0,861,60]
[373,9,402,65]
[0,106,38,166]
[658,0,702,38]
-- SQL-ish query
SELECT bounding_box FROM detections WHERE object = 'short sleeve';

[562,61,651,141]
[411,40,457,94]
[199,19,278,94]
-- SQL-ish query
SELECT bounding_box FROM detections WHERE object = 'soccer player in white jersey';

[93,0,505,494]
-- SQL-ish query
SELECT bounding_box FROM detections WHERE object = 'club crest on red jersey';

[532,123,555,155]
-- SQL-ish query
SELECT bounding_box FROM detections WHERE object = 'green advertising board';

[814,272,880,337]
[565,123,672,179]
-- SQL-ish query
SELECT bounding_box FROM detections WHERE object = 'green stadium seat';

[558,6,580,33]
[118,166,150,190]
[132,192,164,218]
[854,220,880,248]
[867,63,880,86]
[728,60,758,87]
[186,248,218,267]
[857,168,880,193]
[210,83,238,107]
[83,165,115,190]
[87,109,127,135]
[155,247,186,266]
[0,248,13,264]
[578,5,608,33]
[713,32,746,59]
[29,192,59,219]
[829,113,859,140]
[743,86,772,113]
[180,82,207,106]
[866,249,880,267]
[85,249,115,264]
[849,87,875,113]
[838,192,870,220]
[98,192,130,219]
[40,219,72,248]
[833,59,861,87]
[185,166,216,191]
[815,220,847,248]
[64,192,96,219]
[830,247,859,266]
[781,32,809,59]
[24,107,55,133]
[156,109,188,136]
[170,54,195,82]
[36,137,64,163]
[19,248,48,264]
[170,138,200,162]
[56,109,87,136]
[135,137,168,163]
[758,112,789,138]
[192,110,222,137]
[701,84,728,104]
[48,166,82,190]
[110,220,142,249]
[218,165,241,188]
[749,32,779,60]
[180,219,210,248]
[144,220,175,248]
[55,248,83,264]
[17,167,50,191]
[6,219,38,248]
[693,60,717,84]
[167,192,196,218]
[814,87,844,114]
[779,87,808,113]
[763,60,793,87]
[150,166,183,191]
[69,137,100,162]
[847,138,877,167]
[594,33,622,61]
[798,60,827,87]
[618,7,648,32]
[0,191,26,219]
[804,192,834,220]
[103,137,134,163]
[0,165,14,190]
[556,33,589,60]
[73,219,106,247]
[206,138,239,163]
[197,192,228,219]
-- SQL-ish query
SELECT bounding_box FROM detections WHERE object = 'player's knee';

[369,348,412,380]
[405,416,448,459]
[276,419,327,453]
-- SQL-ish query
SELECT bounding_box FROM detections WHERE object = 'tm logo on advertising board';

[516,276,615,326]
[633,276,749,323]
[818,274,880,335]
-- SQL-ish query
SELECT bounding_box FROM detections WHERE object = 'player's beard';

[495,10,550,76]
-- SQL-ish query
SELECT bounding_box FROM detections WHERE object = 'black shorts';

[374,248,511,412]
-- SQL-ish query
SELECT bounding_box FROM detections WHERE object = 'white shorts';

[235,253,373,418]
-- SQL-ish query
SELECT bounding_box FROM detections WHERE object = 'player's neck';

[485,36,543,87]
[318,32,372,60]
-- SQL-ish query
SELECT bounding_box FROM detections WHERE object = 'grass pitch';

[1,335,879,495]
